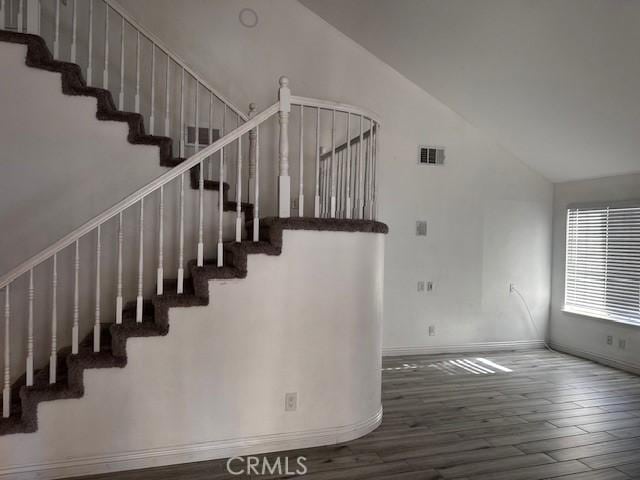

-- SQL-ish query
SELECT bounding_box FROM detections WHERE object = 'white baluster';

[198,158,205,266]
[179,68,185,157]
[357,115,364,219]
[157,186,164,295]
[3,285,11,418]
[49,254,57,383]
[365,120,373,219]
[164,57,170,136]
[314,108,321,218]
[372,123,378,219]
[53,0,59,57]
[345,114,352,219]
[135,31,140,113]
[298,105,304,217]
[115,212,123,323]
[330,109,337,218]
[103,3,108,89]
[319,147,327,217]
[278,76,291,218]
[247,103,257,203]
[235,132,242,243]
[72,240,79,354]
[87,0,93,85]
[318,149,324,217]
[217,105,226,267]
[16,0,22,32]
[0,0,4,30]
[341,150,345,216]
[208,93,215,179]
[149,44,156,134]
[136,199,144,323]
[196,83,205,266]
[26,269,34,387]
[93,225,101,352]
[335,153,339,218]
[70,0,77,62]
[336,150,344,218]
[177,174,184,293]
[253,125,260,242]
[26,0,40,34]
[118,17,124,110]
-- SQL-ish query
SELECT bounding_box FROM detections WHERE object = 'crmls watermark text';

[226,456,308,476]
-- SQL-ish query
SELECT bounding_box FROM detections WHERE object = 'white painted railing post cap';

[278,76,291,113]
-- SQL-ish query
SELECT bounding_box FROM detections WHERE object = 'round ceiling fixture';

[239,8,258,28]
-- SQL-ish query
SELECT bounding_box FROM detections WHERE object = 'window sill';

[561,307,640,328]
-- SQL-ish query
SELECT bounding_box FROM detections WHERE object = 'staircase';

[0,0,383,447]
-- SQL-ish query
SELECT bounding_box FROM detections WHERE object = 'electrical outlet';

[291,198,298,210]
[607,335,613,346]
[426,281,433,292]
[285,392,297,412]
[417,281,425,292]
[428,325,436,336]
[619,339,626,350]
[509,283,515,293]
[416,221,427,237]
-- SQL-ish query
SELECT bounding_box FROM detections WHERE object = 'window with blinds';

[564,205,640,325]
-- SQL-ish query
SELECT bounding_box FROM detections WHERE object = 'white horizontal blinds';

[565,205,640,324]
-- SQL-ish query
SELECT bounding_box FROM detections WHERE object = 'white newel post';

[278,76,291,218]
[247,103,257,203]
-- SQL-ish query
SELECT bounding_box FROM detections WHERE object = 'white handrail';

[0,102,279,289]
[0,93,381,289]
[104,0,247,122]
[291,96,382,125]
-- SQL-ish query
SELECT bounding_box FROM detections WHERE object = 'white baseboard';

[0,407,383,480]
[550,342,640,376]
[382,340,545,357]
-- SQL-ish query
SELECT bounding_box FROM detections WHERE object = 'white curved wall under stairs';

[0,229,385,479]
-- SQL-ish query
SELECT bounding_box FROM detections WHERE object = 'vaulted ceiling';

[299,0,640,182]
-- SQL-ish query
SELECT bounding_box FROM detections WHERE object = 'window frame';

[562,200,640,328]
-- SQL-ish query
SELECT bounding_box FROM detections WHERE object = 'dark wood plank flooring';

[72,350,640,479]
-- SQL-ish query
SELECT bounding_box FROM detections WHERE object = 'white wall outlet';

[291,198,299,210]
[607,335,613,346]
[509,283,516,294]
[285,392,297,412]
[428,325,436,336]
[426,281,433,292]
[619,339,626,350]
[416,221,428,236]
[417,281,425,292]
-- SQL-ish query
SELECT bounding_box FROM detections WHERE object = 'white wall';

[0,230,385,479]
[116,0,554,353]
[550,173,640,372]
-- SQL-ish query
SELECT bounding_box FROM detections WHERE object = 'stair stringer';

[0,219,387,479]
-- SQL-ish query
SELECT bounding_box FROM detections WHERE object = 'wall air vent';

[185,126,218,148]
[419,146,445,165]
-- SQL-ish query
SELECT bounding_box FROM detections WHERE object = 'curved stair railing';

[0,69,381,421]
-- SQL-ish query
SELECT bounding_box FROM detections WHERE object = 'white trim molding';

[383,340,545,357]
[550,342,640,376]
[0,407,382,480]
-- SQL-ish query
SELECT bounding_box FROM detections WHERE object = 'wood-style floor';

[74,350,640,479]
